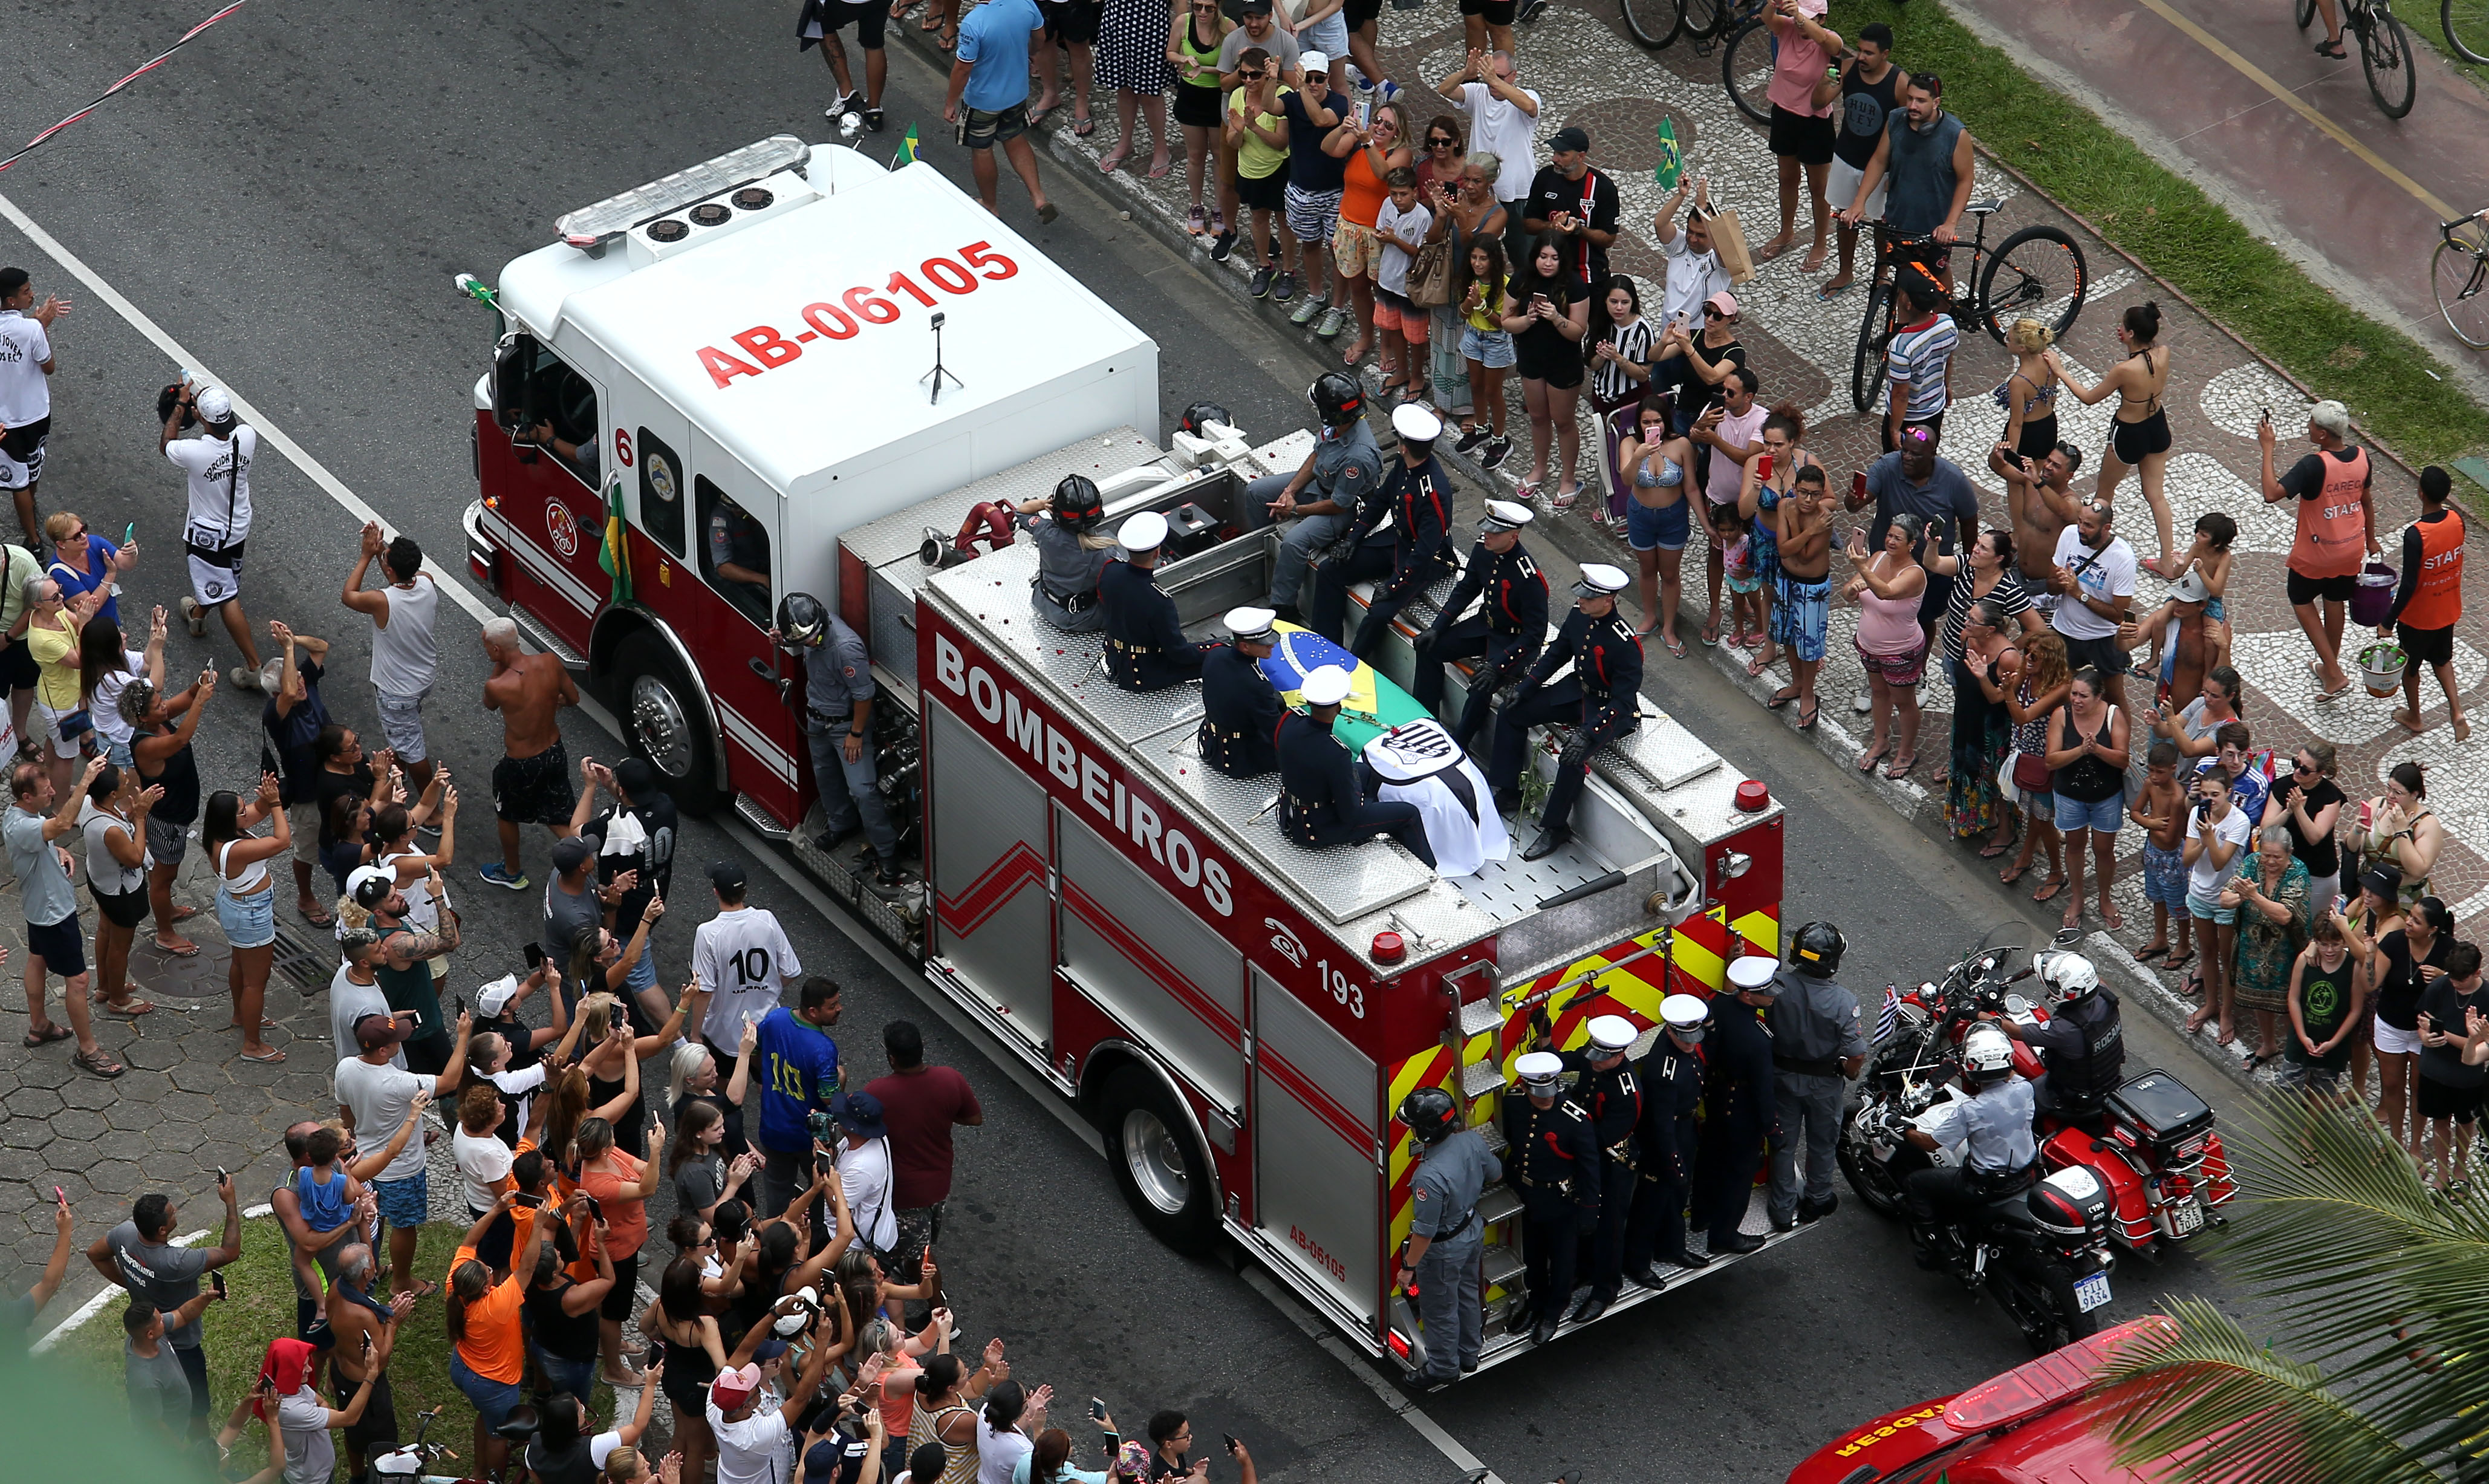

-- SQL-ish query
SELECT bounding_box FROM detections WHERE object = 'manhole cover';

[270,928,329,991]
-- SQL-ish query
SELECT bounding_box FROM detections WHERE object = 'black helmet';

[1178,401,1235,439]
[1053,475,1104,528]
[1789,921,1845,977]
[1308,372,1365,428]
[1397,1086,1459,1145]
[774,593,828,651]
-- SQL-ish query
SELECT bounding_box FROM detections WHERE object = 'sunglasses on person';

[1427,135,1458,149]
[1237,68,1263,80]
[2294,758,2317,774]
[1704,307,1731,319]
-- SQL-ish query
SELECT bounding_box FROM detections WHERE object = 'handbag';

[1408,238,1454,309]
[2012,750,2055,793]
[1698,201,1755,284]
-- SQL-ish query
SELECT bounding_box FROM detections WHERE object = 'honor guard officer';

[1765,922,1869,1231]
[1099,510,1214,691]
[1244,372,1387,620]
[1624,994,1712,1283]
[1013,475,1118,632]
[1394,1085,1499,1389]
[1546,1014,1642,1324]
[1486,563,1644,862]
[1503,1050,1601,1345]
[1309,403,1460,659]
[1412,500,1547,747]
[1275,666,1437,867]
[1995,952,2124,1119]
[1690,955,1781,1255]
[1197,607,1284,779]
[773,593,901,885]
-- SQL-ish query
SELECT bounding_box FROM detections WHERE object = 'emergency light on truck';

[555,133,813,249]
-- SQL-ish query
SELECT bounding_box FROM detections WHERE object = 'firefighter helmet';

[773,593,828,651]
[1308,371,1365,428]
[1177,400,1235,439]
[1397,1086,1460,1145]
[1790,920,1846,977]
[1053,475,1105,528]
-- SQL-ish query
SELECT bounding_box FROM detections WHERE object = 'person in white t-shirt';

[1434,49,1538,244]
[693,860,804,1052]
[2047,499,2138,708]
[707,1309,841,1484]
[832,1092,900,1254]
[452,1083,516,1218]
[0,268,68,547]
[159,382,268,689]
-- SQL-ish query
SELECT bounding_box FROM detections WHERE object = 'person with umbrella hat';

[1393,1084,1499,1387]
[1197,607,1286,778]
[1308,403,1459,659]
[1275,665,1436,865]
[1411,498,1547,747]
[1625,993,1712,1283]
[1765,922,1868,1231]
[1013,475,1119,633]
[1485,562,1642,861]
[1690,955,1780,1254]
[773,593,900,885]
[1100,511,1216,692]
[1243,373,1386,621]
[1502,1050,1599,1344]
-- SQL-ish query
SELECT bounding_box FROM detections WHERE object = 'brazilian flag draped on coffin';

[1255,623,1432,751]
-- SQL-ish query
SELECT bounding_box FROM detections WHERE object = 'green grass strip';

[1827,0,2489,469]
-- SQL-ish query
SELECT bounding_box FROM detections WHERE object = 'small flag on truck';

[894,123,922,169]
[599,476,632,604]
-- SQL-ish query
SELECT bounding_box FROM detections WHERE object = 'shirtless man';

[323,1243,418,1480]
[479,616,578,892]
[1772,467,1836,729]
[1994,440,2080,614]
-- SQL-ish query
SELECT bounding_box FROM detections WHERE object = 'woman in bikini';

[1616,394,1695,657]
[1995,317,2061,464]
[2049,301,2179,578]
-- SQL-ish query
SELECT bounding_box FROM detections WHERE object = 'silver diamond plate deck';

[841,427,1165,573]
[931,545,1206,744]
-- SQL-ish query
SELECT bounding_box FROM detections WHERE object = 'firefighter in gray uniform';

[1502,1050,1600,1345]
[1393,1085,1498,1389]
[1765,921,1869,1230]
[1013,474,1117,632]
[1545,1014,1642,1324]
[1624,994,1713,1284]
[774,593,901,886]
[1196,607,1284,778]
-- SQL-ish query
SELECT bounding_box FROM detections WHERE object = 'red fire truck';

[466,137,1803,1370]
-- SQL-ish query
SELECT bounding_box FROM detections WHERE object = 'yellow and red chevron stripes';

[1384,1044,1460,1252]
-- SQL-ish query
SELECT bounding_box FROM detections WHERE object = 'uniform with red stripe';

[1308,407,1460,660]
[1549,1013,1644,1320]
[1487,564,1644,862]
[1413,499,1548,747]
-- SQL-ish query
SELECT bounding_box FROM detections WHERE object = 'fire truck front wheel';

[1102,1066,1220,1251]
[615,630,721,814]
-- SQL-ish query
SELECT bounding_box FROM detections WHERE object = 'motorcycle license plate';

[2169,1198,2204,1236]
[2073,1272,2113,1313]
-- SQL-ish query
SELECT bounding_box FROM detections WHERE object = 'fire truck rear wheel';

[1102,1066,1219,1251]
[615,630,721,814]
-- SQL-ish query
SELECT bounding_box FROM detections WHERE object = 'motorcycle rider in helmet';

[1993,952,2124,1121]
[1013,475,1119,633]
[772,593,902,886]
[1899,1023,2038,1269]
[1240,373,1385,622]
[1765,922,1870,1231]
[1393,1085,1500,1388]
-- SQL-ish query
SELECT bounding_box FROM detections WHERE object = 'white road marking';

[33,1206,274,1353]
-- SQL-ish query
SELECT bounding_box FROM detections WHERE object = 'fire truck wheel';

[1102,1065,1220,1251]
[615,629,721,813]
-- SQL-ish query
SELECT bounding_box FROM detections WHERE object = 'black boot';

[874,854,904,887]
[1711,1231,1767,1254]
[1521,825,1572,861]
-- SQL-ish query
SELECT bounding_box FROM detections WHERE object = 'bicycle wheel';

[1680,0,1730,42]
[2297,0,2318,27]
[1976,224,2090,342]
[2434,235,2489,348]
[2448,0,2489,63]
[1724,19,1776,122]
[1852,278,1893,414]
[1622,0,1684,48]
[2362,4,2418,117]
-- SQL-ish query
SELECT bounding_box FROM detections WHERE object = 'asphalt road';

[0,5,2263,1480]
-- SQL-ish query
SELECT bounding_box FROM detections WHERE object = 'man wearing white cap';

[1275,665,1435,866]
[1309,402,1459,660]
[1197,607,1286,778]
[1501,1049,1599,1344]
[1690,955,1781,1254]
[1099,510,1214,691]
[1413,500,1547,747]
[1625,994,1712,1281]
[1543,1013,1642,1324]
[1486,562,1642,861]
[160,380,268,689]
[1361,718,1507,876]
[0,267,68,547]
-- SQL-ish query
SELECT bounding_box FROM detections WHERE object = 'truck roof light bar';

[555,134,812,249]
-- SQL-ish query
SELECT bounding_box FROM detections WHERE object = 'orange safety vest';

[2401,509,2466,631]
[2289,446,2369,578]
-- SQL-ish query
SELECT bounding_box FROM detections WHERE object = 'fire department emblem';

[545,499,581,558]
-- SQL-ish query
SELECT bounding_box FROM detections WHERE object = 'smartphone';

[1090,1398,1108,1423]
[455,995,465,1018]
[211,1271,227,1299]
[1755,452,1774,481]
[645,1336,668,1370]
[586,1196,604,1222]
[524,942,544,972]
[1222,1435,1238,1456]
[124,522,137,546]
[515,1193,544,1209]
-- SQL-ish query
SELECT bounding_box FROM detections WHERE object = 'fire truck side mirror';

[491,333,535,431]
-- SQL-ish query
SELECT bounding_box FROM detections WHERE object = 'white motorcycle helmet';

[2038,951,2101,1007]
[1961,1023,2017,1085]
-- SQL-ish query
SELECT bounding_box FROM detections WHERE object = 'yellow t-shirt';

[28,610,79,711]
[1462,271,1510,334]
[1228,85,1292,181]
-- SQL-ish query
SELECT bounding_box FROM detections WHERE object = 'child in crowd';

[288,1127,367,1326]
[2172,511,2236,672]
[2130,739,2191,971]
[1713,503,1765,649]
[1373,166,1433,404]
[1453,238,1514,466]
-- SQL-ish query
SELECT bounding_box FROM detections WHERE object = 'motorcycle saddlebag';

[2104,1070,2215,1151]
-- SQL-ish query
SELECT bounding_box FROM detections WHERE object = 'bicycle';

[2433,212,2489,348]
[2296,0,2418,118]
[369,1405,541,1483]
[1846,209,2090,415]
[2446,0,2489,63]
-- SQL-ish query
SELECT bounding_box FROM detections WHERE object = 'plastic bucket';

[2350,561,2399,628]
[2360,641,2408,698]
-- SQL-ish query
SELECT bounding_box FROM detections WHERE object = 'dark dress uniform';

[1486,607,1644,835]
[1690,998,1777,1247]
[1413,537,1548,747]
[1624,1037,1706,1274]
[1196,643,1283,778]
[1308,454,1459,658]
[1099,559,1211,691]
[1555,1049,1643,1306]
[1274,711,1436,867]
[1502,1091,1601,1335]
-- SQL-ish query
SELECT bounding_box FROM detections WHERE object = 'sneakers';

[1186,204,1208,236]
[1313,305,1350,339]
[1271,270,1297,302]
[178,597,207,638]
[226,665,263,693]
[824,90,861,122]
[478,862,530,892]
[864,108,887,133]
[1517,0,1549,19]
[1209,229,1238,263]
[1289,289,1329,325]
[1248,263,1275,298]
[1455,425,1491,455]
[1480,436,1513,469]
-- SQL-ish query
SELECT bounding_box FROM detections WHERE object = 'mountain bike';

[2445,0,2489,62]
[2433,212,2489,348]
[1722,8,1780,123]
[2297,0,2418,117]
[1848,209,2090,414]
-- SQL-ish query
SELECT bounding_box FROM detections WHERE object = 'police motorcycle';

[1843,1024,2118,1353]
[1841,925,2234,1257]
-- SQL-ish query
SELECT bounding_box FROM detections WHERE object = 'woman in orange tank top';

[2260,398,2381,700]
[2383,464,2469,740]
